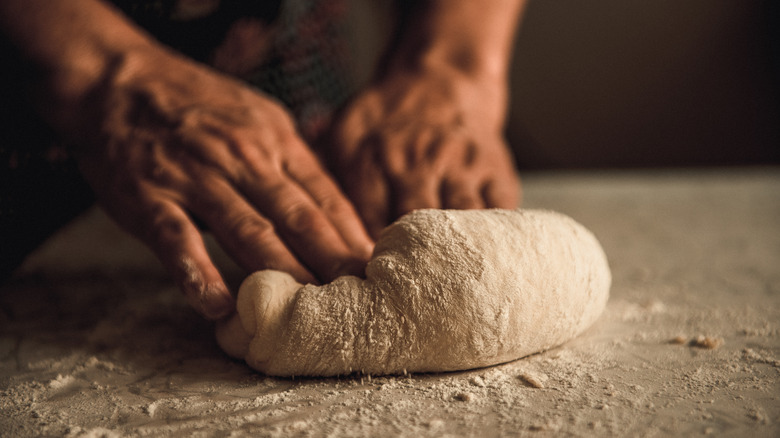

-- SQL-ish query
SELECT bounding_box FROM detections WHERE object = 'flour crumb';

[690,335,724,349]
[748,407,770,424]
[425,419,445,430]
[669,335,687,345]
[529,421,560,432]
[65,427,120,438]
[49,374,75,389]
[284,420,310,432]
[641,300,666,313]
[145,401,159,417]
[453,392,473,402]
[738,323,778,337]
[741,348,780,367]
[517,372,546,389]
[468,375,486,387]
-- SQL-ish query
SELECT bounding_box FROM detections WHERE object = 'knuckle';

[318,192,350,219]
[284,203,326,235]
[242,145,285,179]
[422,133,447,163]
[186,185,223,215]
[228,212,276,243]
[301,178,351,218]
[228,135,265,161]
[147,205,186,245]
[357,131,385,157]
[145,163,179,187]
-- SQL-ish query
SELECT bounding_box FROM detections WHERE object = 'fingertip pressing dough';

[216,209,611,376]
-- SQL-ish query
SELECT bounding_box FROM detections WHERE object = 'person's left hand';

[324,65,521,238]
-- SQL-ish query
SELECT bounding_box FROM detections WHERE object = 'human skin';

[324,0,527,237]
[0,0,526,319]
[0,0,373,319]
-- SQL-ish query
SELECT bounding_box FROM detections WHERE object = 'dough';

[216,209,611,376]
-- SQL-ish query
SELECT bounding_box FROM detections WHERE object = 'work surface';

[2,168,779,437]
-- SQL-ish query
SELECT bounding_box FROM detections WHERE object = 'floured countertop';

[1,167,779,437]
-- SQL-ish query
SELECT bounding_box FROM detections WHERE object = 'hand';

[325,66,521,238]
[74,47,374,319]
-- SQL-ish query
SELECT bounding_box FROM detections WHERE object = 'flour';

[217,208,611,376]
[5,171,778,437]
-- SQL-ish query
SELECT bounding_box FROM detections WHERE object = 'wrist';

[385,47,510,112]
[391,36,510,83]
[382,0,524,83]
[39,41,157,140]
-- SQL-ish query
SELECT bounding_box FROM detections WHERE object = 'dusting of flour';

[2,170,779,437]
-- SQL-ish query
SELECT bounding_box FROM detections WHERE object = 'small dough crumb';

[518,372,546,389]
[669,335,688,345]
[529,421,561,432]
[453,392,473,402]
[468,376,486,387]
[690,336,724,350]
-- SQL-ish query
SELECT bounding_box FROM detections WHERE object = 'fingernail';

[201,284,235,320]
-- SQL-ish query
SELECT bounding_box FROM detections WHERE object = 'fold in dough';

[216,209,611,377]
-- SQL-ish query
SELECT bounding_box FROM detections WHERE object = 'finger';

[135,197,235,320]
[329,94,382,161]
[406,125,445,169]
[285,152,375,265]
[482,173,521,209]
[344,145,391,240]
[391,172,442,219]
[186,176,318,284]
[238,164,370,282]
[389,133,447,217]
[442,178,485,210]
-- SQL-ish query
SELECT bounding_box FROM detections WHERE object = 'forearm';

[387,0,527,81]
[0,0,157,134]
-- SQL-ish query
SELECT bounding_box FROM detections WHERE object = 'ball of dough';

[216,209,611,377]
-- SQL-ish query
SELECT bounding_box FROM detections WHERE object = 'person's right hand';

[72,46,374,320]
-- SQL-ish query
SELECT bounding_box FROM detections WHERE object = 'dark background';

[352,0,779,169]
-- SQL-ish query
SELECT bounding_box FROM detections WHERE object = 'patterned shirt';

[110,0,354,141]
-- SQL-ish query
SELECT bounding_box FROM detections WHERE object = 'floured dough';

[216,209,611,376]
